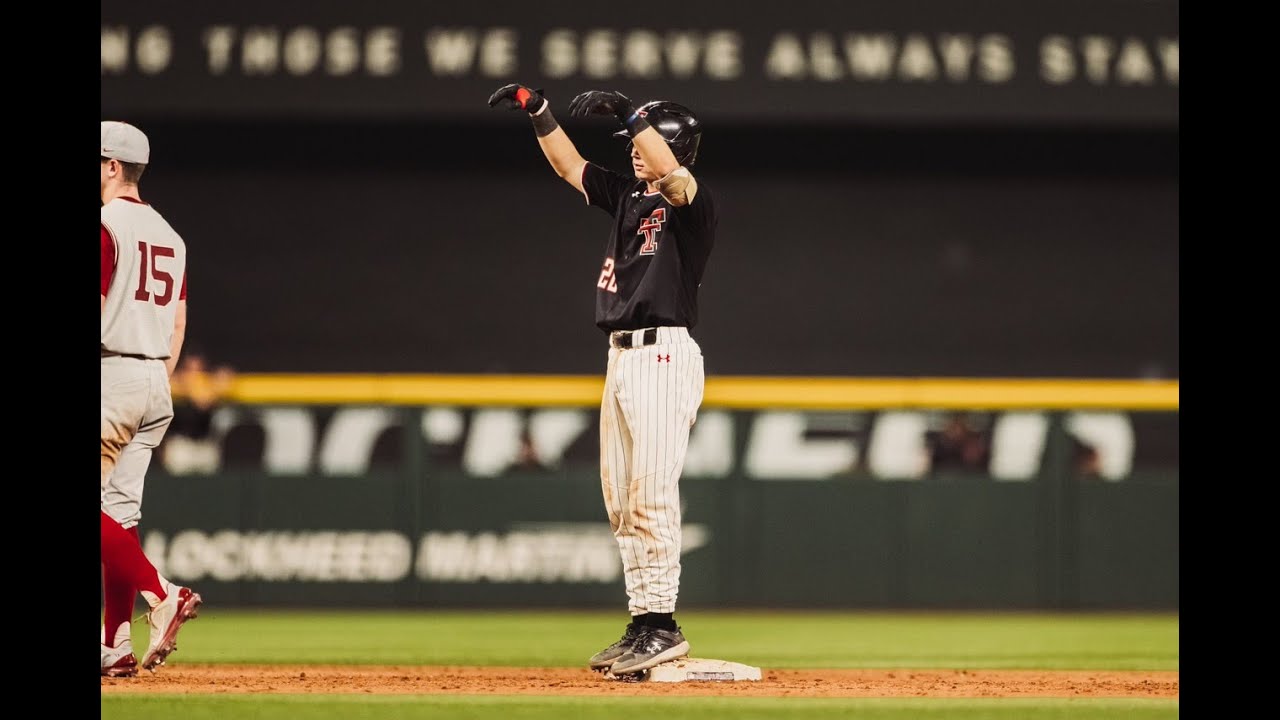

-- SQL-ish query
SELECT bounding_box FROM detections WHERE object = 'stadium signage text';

[101,0,1179,125]
[103,25,1177,88]
[143,523,710,584]
[171,406,1138,481]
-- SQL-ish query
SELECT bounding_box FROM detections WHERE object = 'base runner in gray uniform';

[100,121,203,676]
[489,84,718,676]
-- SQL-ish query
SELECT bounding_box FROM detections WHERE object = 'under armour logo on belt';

[657,354,671,363]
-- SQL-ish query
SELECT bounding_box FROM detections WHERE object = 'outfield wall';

[134,377,1178,610]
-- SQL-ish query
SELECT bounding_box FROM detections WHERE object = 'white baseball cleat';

[141,584,203,672]
[101,622,138,677]
[101,640,139,678]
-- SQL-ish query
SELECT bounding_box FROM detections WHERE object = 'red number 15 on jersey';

[134,241,177,306]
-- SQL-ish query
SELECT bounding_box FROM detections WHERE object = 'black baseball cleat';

[607,627,690,675]
[588,622,645,671]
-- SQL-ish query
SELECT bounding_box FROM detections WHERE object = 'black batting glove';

[568,90,635,121]
[488,83,548,114]
[568,90,646,135]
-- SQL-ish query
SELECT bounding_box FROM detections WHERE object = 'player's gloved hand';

[488,84,548,114]
[570,90,652,137]
[568,90,636,124]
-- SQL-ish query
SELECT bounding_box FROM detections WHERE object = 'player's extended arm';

[569,90,695,205]
[569,90,679,178]
[488,84,588,194]
[166,299,187,377]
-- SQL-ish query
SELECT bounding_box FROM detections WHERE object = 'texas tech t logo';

[637,208,666,255]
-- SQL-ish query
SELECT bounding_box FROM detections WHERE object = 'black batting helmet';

[613,100,703,166]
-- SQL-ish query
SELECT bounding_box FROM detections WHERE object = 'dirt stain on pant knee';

[101,424,131,481]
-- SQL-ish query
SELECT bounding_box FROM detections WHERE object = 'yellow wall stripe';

[213,374,1179,410]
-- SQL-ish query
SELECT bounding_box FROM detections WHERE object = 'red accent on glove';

[515,88,533,109]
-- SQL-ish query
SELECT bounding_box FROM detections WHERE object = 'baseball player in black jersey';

[489,83,717,676]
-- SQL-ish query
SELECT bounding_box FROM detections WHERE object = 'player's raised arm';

[488,83,588,194]
[569,90,701,209]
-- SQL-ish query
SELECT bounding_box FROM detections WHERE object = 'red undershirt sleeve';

[100,223,116,296]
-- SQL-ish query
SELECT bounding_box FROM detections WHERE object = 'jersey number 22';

[597,257,619,294]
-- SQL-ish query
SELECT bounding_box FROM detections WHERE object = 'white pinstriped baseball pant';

[599,326,705,615]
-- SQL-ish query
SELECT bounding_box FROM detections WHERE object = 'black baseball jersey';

[581,162,717,332]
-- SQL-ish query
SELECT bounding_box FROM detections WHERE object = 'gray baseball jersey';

[101,198,187,358]
[101,197,187,529]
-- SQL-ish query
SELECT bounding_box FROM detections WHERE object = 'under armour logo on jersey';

[657,354,671,363]
[637,208,666,255]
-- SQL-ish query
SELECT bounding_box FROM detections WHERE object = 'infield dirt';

[100,665,1178,698]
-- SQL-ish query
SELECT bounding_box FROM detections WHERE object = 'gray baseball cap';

[101,121,150,164]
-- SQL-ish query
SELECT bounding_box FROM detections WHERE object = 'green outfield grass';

[105,610,1179,719]
[120,609,1179,670]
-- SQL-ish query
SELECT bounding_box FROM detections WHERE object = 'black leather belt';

[609,328,658,349]
[101,349,152,361]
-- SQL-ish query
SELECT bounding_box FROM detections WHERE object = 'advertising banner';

[137,404,1178,609]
